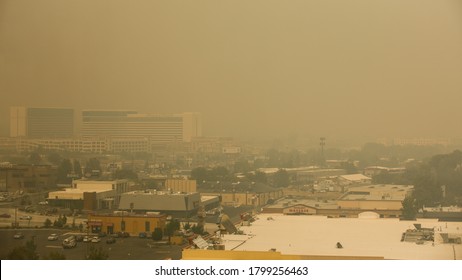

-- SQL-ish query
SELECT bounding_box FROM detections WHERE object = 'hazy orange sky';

[1,0,461,142]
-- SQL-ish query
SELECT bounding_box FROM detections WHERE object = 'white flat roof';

[222,214,462,260]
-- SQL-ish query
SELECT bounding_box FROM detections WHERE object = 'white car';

[91,236,101,243]
[48,233,59,241]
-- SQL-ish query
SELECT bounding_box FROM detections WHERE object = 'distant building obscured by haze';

[10,106,74,138]
[81,110,201,143]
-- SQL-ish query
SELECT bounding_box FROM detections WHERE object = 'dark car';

[117,231,130,238]
[106,237,116,244]
[75,235,84,242]
[138,232,147,238]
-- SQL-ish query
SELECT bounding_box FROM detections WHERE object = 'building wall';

[182,249,383,260]
[26,107,74,138]
[10,106,27,137]
[165,179,197,193]
[87,214,167,235]
[0,164,57,192]
[337,200,403,211]
[203,190,284,207]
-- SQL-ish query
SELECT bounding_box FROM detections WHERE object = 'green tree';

[164,219,180,242]
[152,227,163,241]
[44,218,52,228]
[85,245,109,260]
[401,196,417,220]
[191,224,204,235]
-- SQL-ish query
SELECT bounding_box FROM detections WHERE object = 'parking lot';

[0,229,182,260]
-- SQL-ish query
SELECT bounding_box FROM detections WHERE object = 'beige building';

[165,179,197,193]
[47,179,133,210]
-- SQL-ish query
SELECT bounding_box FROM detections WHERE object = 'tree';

[44,218,52,228]
[57,159,73,184]
[152,227,163,241]
[191,167,207,183]
[164,219,180,242]
[84,158,102,176]
[7,238,39,260]
[47,152,62,165]
[273,169,290,188]
[73,159,83,178]
[191,224,204,235]
[28,152,42,165]
[114,169,138,180]
[401,196,417,220]
[85,245,109,260]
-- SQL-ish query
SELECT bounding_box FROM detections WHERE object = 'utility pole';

[320,137,326,167]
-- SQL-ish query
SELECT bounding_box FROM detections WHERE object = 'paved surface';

[0,229,182,260]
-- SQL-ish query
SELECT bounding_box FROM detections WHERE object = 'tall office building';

[81,110,201,143]
[10,107,74,138]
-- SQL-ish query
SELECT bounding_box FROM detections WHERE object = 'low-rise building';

[87,212,167,235]
[118,190,201,218]
[47,179,133,210]
[0,164,57,192]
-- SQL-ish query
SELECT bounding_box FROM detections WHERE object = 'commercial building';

[81,110,201,144]
[0,164,57,192]
[337,184,413,217]
[87,212,167,235]
[47,179,132,210]
[10,106,74,138]
[199,182,284,207]
[183,214,462,260]
[118,190,201,218]
[262,184,413,218]
[165,179,197,193]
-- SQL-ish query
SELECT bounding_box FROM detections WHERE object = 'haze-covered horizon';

[1,0,461,143]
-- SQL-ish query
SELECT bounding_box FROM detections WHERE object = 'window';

[145,221,150,232]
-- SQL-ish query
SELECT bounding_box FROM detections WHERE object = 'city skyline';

[1,0,462,142]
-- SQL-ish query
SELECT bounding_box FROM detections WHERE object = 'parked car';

[75,235,84,242]
[0,213,11,218]
[117,231,130,238]
[91,236,101,243]
[47,233,59,241]
[19,215,32,220]
[83,236,91,242]
[106,237,116,244]
[138,232,147,238]
[97,232,106,238]
[13,232,24,239]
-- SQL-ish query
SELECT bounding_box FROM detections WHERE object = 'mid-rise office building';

[81,110,201,143]
[10,106,74,138]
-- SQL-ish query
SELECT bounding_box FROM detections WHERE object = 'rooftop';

[220,214,462,260]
